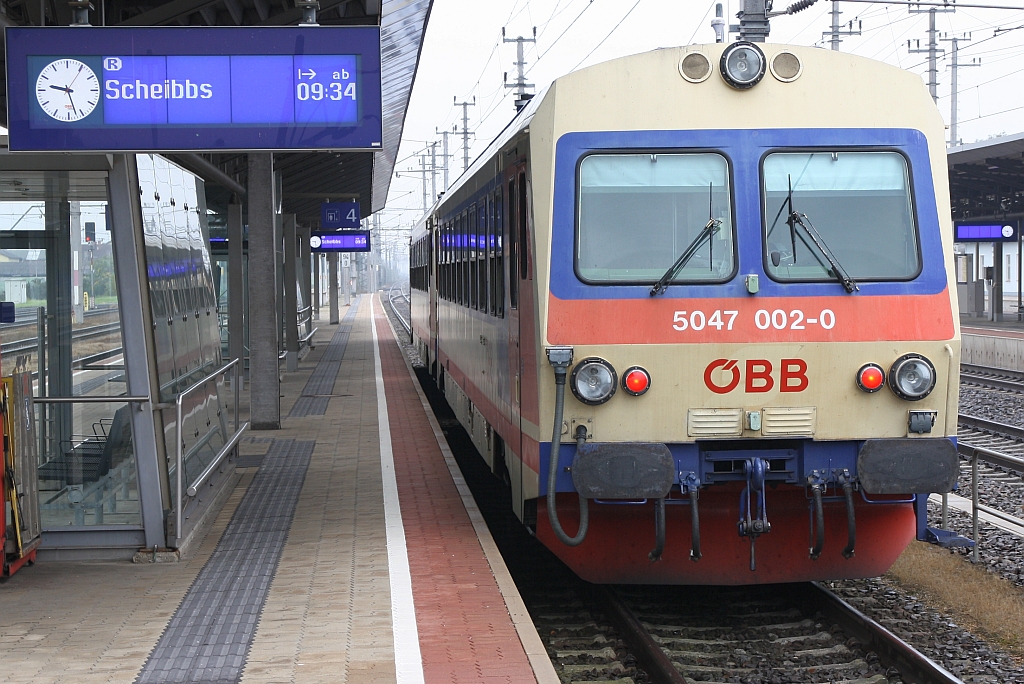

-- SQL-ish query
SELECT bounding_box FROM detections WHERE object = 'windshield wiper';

[784,175,859,293]
[650,216,721,296]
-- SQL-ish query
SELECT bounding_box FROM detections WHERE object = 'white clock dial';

[1003,225,1015,238]
[35,59,100,122]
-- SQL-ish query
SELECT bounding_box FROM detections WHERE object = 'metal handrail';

[34,395,149,404]
[174,357,248,546]
[299,327,318,344]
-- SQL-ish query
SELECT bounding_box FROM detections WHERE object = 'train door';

[506,161,527,519]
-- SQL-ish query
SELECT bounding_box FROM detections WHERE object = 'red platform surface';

[374,304,539,684]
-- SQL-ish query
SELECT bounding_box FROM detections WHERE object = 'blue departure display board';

[955,222,1018,242]
[310,231,370,252]
[5,27,382,152]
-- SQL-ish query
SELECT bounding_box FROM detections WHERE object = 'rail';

[388,283,411,335]
[299,327,318,344]
[955,412,1024,561]
[592,582,959,684]
[2,321,121,355]
[959,362,1024,393]
[807,583,961,684]
[174,357,247,546]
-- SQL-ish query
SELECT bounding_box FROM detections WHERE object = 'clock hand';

[68,65,84,88]
[65,90,78,117]
[49,84,71,93]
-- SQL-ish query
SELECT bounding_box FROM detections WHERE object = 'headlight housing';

[888,354,936,401]
[720,41,766,90]
[570,357,617,405]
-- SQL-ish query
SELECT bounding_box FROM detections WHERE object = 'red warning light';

[857,364,885,393]
[623,367,651,396]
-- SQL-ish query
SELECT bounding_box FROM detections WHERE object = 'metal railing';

[297,304,316,348]
[955,439,1024,562]
[174,357,248,545]
[35,395,149,404]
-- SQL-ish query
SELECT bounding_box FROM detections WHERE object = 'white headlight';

[570,358,617,406]
[720,41,766,90]
[888,354,936,401]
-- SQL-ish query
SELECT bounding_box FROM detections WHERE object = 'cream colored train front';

[409,41,960,584]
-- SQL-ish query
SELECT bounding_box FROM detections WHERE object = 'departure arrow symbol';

[298,69,317,80]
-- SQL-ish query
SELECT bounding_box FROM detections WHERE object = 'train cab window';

[576,153,735,284]
[762,151,920,281]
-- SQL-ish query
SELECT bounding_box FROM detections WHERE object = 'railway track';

[387,283,410,335]
[0,321,121,355]
[531,580,961,683]
[959,363,1024,393]
[407,363,962,684]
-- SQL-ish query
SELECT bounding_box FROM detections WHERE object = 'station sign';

[955,221,1019,242]
[321,201,360,229]
[310,230,370,252]
[5,26,382,152]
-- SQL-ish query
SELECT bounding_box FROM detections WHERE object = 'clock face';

[35,59,100,122]
[1004,225,1015,238]
[310,235,322,249]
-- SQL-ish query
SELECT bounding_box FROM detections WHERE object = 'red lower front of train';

[536,486,916,585]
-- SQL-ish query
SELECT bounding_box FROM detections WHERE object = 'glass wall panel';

[136,155,227,515]
[0,170,140,528]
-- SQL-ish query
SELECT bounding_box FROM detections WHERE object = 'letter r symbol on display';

[104,57,122,71]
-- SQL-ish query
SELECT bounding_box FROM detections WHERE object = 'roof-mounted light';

[720,41,766,90]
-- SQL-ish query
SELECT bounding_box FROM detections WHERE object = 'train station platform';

[0,295,557,684]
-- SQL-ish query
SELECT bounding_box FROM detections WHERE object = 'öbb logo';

[703,359,809,394]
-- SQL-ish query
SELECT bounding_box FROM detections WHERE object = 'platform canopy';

[0,0,432,220]
[948,133,1024,223]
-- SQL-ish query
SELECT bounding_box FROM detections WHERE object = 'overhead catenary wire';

[569,0,644,71]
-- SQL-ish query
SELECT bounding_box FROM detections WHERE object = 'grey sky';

[381,0,1024,236]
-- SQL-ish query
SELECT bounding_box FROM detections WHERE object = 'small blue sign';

[310,230,370,252]
[6,26,382,152]
[955,221,1019,242]
[321,201,361,229]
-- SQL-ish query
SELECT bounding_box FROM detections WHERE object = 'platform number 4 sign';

[321,201,361,229]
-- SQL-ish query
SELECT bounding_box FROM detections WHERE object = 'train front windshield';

[576,153,735,284]
[762,151,920,282]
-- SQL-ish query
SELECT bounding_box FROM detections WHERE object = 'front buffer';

[536,436,958,585]
[538,488,916,585]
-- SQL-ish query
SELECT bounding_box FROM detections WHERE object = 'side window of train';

[487,193,496,316]
[518,171,529,281]
[446,221,452,301]
[508,177,519,309]
[479,202,488,314]
[468,205,476,310]
[461,210,470,307]
[455,213,463,306]
[494,188,504,317]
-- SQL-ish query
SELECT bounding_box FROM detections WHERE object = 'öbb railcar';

[409,42,959,584]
